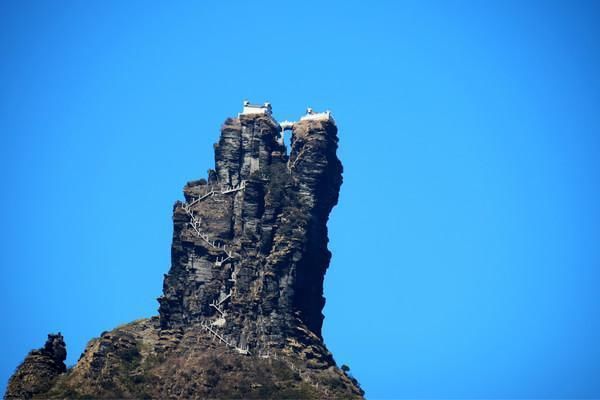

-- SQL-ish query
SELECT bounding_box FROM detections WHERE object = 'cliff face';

[5,106,363,399]
[159,113,342,350]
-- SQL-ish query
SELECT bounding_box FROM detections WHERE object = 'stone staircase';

[181,206,235,259]
[184,181,251,355]
[181,180,247,260]
[188,180,246,207]
[200,322,251,355]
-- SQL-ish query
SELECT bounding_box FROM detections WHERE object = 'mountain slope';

[5,104,363,399]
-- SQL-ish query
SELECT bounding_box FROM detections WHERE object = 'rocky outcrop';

[5,334,66,399]
[158,113,342,352]
[5,105,363,399]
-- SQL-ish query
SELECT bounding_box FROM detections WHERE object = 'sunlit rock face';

[5,106,363,400]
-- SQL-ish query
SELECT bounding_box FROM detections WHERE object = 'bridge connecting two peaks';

[240,100,334,147]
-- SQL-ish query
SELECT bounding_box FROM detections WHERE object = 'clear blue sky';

[1,1,599,398]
